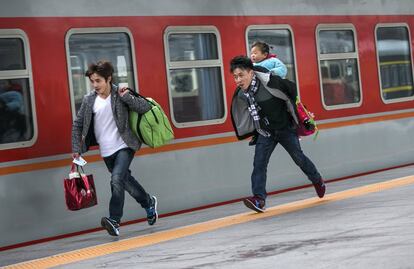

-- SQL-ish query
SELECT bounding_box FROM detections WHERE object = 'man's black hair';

[230,55,254,73]
[85,60,114,83]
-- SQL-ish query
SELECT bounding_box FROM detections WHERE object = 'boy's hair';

[251,41,270,55]
[85,61,114,83]
[230,55,254,72]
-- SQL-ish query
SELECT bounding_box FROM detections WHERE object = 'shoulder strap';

[127,88,155,106]
[128,88,145,99]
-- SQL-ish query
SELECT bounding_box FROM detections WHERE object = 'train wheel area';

[2,165,414,269]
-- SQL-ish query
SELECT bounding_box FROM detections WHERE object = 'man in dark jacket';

[230,56,325,213]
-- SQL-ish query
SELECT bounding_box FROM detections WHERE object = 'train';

[1,0,414,250]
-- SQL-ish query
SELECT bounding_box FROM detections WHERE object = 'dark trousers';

[103,148,151,223]
[251,128,322,200]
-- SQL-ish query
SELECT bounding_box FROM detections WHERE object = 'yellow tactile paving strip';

[4,175,414,269]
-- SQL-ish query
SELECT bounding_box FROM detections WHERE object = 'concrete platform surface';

[2,165,414,269]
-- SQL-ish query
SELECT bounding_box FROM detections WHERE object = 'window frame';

[65,27,139,120]
[0,29,38,150]
[163,26,227,128]
[245,24,300,96]
[375,23,414,104]
[316,24,363,110]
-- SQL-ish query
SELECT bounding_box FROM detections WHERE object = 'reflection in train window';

[164,27,226,127]
[168,33,219,61]
[246,26,297,82]
[375,24,414,102]
[66,29,136,117]
[318,30,355,54]
[317,25,362,109]
[0,32,36,149]
[0,38,26,70]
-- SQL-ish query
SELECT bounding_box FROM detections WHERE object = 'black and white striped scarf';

[243,75,271,137]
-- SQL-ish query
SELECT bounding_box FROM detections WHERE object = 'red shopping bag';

[295,97,318,139]
[64,164,97,211]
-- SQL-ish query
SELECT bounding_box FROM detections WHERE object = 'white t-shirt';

[93,95,127,157]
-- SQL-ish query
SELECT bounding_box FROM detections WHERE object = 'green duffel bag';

[129,92,174,148]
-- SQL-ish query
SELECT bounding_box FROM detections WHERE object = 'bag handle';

[127,88,157,106]
[127,88,146,100]
[71,163,92,193]
[70,163,77,173]
[76,165,91,191]
[70,163,86,173]
[80,174,93,195]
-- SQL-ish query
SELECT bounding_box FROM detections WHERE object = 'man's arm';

[267,74,297,100]
[71,96,87,154]
[120,89,151,114]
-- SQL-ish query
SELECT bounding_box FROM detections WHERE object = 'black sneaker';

[101,217,120,236]
[243,196,265,213]
[145,196,158,226]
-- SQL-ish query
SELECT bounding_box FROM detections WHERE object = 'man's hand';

[118,87,130,97]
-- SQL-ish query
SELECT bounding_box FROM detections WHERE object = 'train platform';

[2,164,414,269]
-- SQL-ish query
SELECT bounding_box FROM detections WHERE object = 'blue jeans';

[103,148,151,223]
[251,128,322,200]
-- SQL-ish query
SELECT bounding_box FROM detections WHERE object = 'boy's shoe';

[145,196,158,226]
[313,179,326,198]
[243,196,265,213]
[101,217,120,236]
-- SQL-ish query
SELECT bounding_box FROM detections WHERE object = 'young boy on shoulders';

[250,41,287,79]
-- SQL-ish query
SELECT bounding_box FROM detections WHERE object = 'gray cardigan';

[71,85,151,154]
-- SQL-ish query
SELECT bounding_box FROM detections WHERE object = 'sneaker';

[145,196,158,226]
[313,179,326,198]
[101,217,120,236]
[243,196,265,213]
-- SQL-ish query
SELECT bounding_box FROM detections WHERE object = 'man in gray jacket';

[72,61,158,236]
[230,56,325,213]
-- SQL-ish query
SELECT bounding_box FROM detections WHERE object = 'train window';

[66,28,137,117]
[164,26,226,128]
[316,25,362,109]
[319,30,355,54]
[246,25,297,82]
[168,33,219,61]
[0,38,25,71]
[375,24,414,103]
[0,30,37,150]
